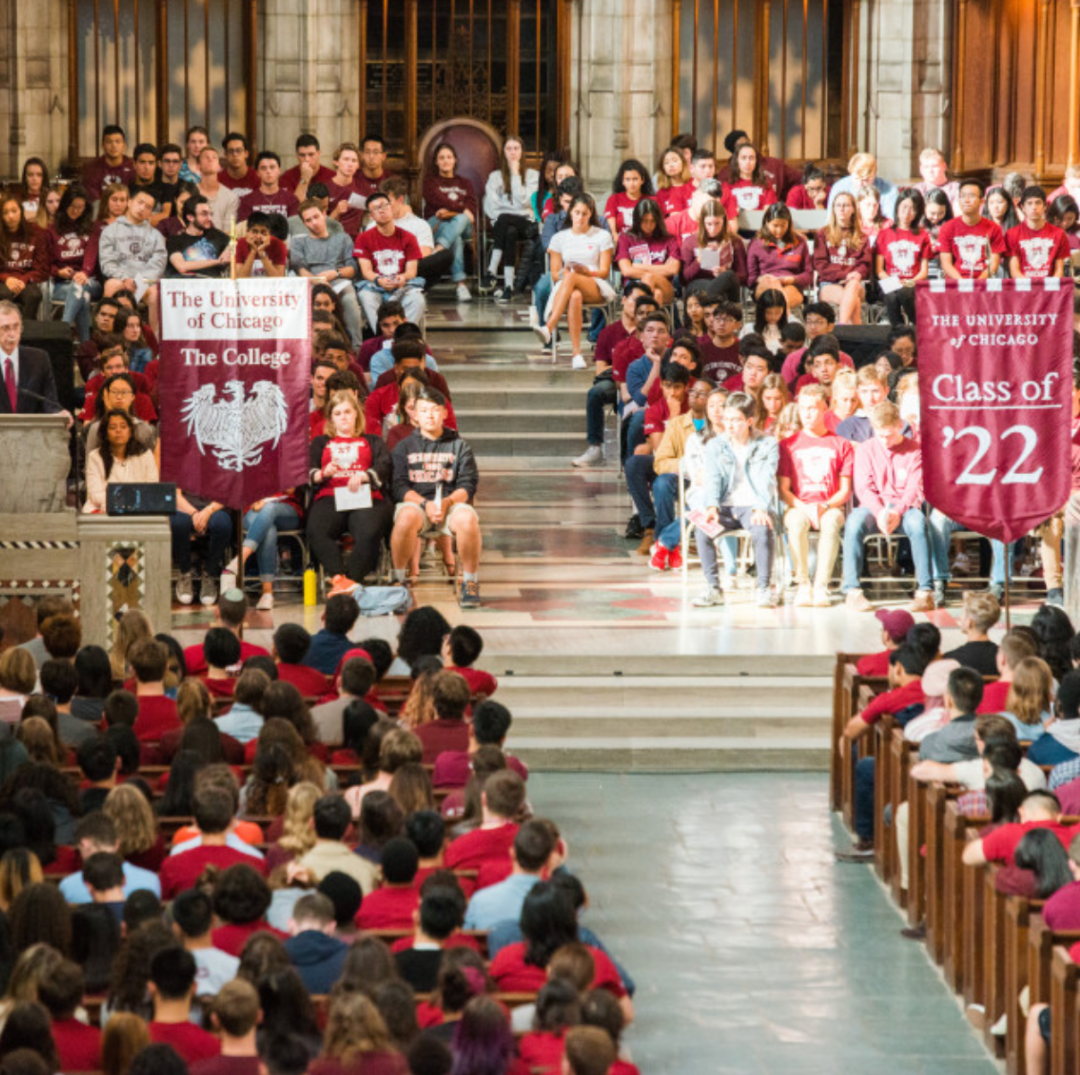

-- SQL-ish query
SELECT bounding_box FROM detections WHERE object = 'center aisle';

[533,771,998,1074]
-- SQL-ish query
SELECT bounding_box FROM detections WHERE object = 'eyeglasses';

[107,388,134,398]
[689,390,710,398]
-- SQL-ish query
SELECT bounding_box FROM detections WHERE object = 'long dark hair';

[985,768,1026,825]
[1014,828,1073,898]
[982,185,1021,232]
[156,749,205,817]
[97,408,147,478]
[611,158,654,197]
[728,141,766,186]
[19,158,49,201]
[55,184,95,237]
[1049,194,1080,233]
[429,141,459,177]
[558,194,600,232]
[1031,605,1075,682]
[753,288,789,335]
[520,881,579,969]
[630,198,670,241]
[893,188,927,235]
[0,194,33,260]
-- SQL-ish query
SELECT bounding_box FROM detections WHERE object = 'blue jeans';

[928,509,1013,585]
[534,273,553,320]
[586,375,617,446]
[854,755,875,841]
[842,506,932,593]
[170,509,232,575]
[53,279,103,342]
[428,214,473,282]
[625,454,656,528]
[654,474,680,541]
[243,502,300,580]
[680,509,772,585]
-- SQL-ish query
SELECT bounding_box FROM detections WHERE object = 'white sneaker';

[256,592,274,612]
[175,573,194,606]
[794,584,813,607]
[572,445,604,467]
[200,575,219,607]
[812,585,832,607]
[455,283,472,303]
[692,587,724,607]
[532,323,552,345]
[571,354,588,370]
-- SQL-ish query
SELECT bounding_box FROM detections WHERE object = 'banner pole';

[1004,560,1011,631]
[235,513,245,639]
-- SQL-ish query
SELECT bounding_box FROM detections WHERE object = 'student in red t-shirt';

[184,589,269,675]
[219,132,259,200]
[875,189,932,326]
[199,627,241,700]
[272,623,332,698]
[652,145,693,218]
[159,786,268,899]
[193,979,261,1075]
[604,159,653,239]
[354,191,425,333]
[1007,185,1072,280]
[130,639,181,742]
[39,958,102,1072]
[856,608,917,677]
[518,980,579,1073]
[440,625,498,699]
[723,141,778,218]
[356,838,421,930]
[779,385,854,607]
[979,633,1038,714]
[233,212,287,279]
[147,947,223,1064]
[444,769,526,873]
[963,789,1076,867]
[280,133,337,200]
[324,142,368,238]
[413,671,471,765]
[939,178,1007,280]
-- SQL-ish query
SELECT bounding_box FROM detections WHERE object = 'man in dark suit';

[0,300,70,424]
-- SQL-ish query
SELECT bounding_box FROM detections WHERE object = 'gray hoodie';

[99,216,168,281]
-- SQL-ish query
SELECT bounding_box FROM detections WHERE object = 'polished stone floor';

[540,771,998,1074]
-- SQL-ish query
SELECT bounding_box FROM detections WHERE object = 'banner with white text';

[916,278,1073,544]
[158,278,312,509]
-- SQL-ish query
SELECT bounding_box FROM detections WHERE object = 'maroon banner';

[158,279,312,510]
[916,278,1073,544]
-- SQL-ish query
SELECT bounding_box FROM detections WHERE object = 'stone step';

[455,408,583,433]
[495,673,830,705]
[467,431,585,456]
[441,365,590,389]
[486,655,836,675]
[511,736,830,772]
[451,386,586,411]
[511,711,830,738]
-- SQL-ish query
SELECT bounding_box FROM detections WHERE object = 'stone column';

[569,0,675,190]
[0,0,69,177]
[258,0,361,156]
[861,0,952,181]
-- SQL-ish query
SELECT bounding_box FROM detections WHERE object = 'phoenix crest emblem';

[181,379,288,472]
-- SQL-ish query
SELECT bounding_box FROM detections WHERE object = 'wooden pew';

[924,783,966,966]
[872,713,895,886]
[831,653,871,812]
[1050,945,1080,1075]
[1004,894,1045,1075]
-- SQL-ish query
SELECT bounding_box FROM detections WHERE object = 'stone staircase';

[424,307,835,772]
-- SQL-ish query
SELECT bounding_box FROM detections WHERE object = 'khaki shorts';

[394,499,478,538]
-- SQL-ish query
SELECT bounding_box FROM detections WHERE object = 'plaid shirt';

[957,790,988,818]
[1050,757,1080,790]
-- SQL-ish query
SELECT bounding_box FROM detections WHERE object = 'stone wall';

[858,0,952,183]
[568,0,676,192]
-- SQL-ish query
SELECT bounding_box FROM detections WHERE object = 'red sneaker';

[649,545,669,571]
[667,545,683,570]
[327,574,359,599]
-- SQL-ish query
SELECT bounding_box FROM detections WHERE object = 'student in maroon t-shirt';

[433,698,529,789]
[1007,185,1072,280]
[272,623,333,699]
[978,633,1038,714]
[218,132,259,202]
[356,838,421,930]
[237,152,300,223]
[0,192,49,318]
[812,192,872,324]
[423,142,478,303]
[615,199,680,306]
[444,769,527,872]
[355,135,394,208]
[324,142,367,238]
[192,980,262,1075]
[440,625,498,699]
[413,671,471,765]
[81,124,136,202]
[130,639,182,742]
[280,133,337,200]
[696,300,744,385]
[147,947,223,1064]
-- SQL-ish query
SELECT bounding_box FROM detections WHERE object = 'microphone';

[15,385,65,412]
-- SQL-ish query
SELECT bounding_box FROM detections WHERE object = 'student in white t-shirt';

[532,194,615,369]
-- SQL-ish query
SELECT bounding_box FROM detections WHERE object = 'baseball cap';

[875,608,915,644]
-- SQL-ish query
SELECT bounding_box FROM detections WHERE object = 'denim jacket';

[703,431,779,512]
